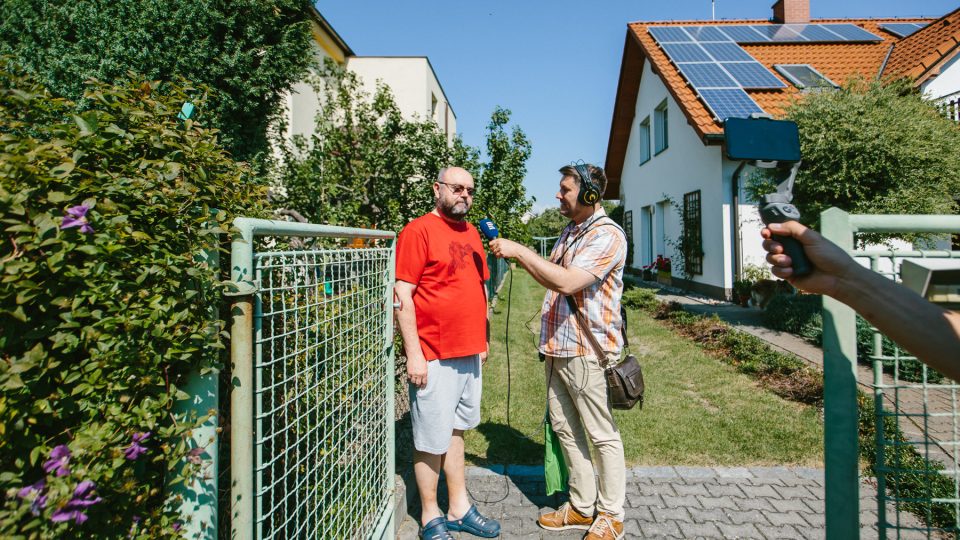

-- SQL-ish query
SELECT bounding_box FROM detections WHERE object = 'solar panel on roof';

[774,64,838,89]
[661,43,713,62]
[684,26,731,42]
[789,24,846,42]
[718,25,769,42]
[721,62,786,89]
[750,25,804,42]
[820,23,882,41]
[648,26,693,43]
[701,42,754,62]
[698,88,764,121]
[676,63,738,88]
[879,22,926,38]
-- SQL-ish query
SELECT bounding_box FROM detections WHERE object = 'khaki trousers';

[545,354,626,520]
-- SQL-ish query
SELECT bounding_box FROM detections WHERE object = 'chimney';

[772,0,810,24]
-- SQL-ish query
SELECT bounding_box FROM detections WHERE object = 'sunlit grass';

[466,267,823,467]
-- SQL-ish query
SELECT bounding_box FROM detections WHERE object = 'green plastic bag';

[544,417,568,495]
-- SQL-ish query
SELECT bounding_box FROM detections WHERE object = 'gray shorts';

[409,354,482,454]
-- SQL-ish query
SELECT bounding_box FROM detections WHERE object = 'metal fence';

[820,208,960,539]
[487,253,510,298]
[228,218,396,540]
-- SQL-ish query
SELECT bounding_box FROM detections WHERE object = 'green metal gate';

[821,208,960,538]
[228,218,396,539]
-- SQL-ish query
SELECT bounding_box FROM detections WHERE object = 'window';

[638,117,651,165]
[654,100,668,154]
[683,190,703,275]
[773,64,838,91]
[623,210,634,267]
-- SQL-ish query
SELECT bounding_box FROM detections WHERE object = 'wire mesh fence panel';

[854,247,960,538]
[229,219,395,540]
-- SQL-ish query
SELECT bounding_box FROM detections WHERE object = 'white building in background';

[280,9,456,147]
[347,57,457,145]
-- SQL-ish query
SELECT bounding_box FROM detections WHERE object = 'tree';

[0,0,313,162]
[749,78,960,238]
[274,61,481,232]
[526,208,569,240]
[473,107,534,243]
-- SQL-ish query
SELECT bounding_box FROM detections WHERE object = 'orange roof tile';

[883,6,960,82]
[604,15,955,195]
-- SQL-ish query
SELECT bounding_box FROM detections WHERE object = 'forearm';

[511,244,586,295]
[835,265,960,379]
[395,302,424,360]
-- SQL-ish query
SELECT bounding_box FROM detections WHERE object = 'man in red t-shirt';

[395,166,499,539]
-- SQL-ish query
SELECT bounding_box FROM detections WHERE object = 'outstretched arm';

[488,238,596,295]
[762,221,960,379]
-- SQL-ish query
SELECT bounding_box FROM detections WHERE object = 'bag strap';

[564,295,610,369]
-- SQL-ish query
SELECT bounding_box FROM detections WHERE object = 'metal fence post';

[821,207,860,539]
[229,219,257,540]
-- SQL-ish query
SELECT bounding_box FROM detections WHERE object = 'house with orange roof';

[604,0,960,299]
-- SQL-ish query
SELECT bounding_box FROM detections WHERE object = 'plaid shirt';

[539,209,627,358]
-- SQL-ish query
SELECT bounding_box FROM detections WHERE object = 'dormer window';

[774,64,838,90]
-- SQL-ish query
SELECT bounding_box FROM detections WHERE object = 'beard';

[438,198,470,221]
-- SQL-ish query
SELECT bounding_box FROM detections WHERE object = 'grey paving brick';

[661,494,702,509]
[688,507,729,524]
[774,484,819,500]
[739,497,778,512]
[766,510,808,527]
[747,477,787,487]
[623,518,643,537]
[634,466,679,478]
[767,498,812,513]
[698,495,740,510]
[754,523,805,539]
[650,505,692,523]
[674,466,717,479]
[740,483,780,499]
[800,511,825,528]
[725,509,771,525]
[623,504,654,522]
[499,517,523,536]
[750,466,799,479]
[639,520,683,538]
[678,521,724,538]
[715,466,754,478]
[626,493,664,509]
[673,482,711,497]
[705,483,747,498]
[793,468,825,481]
[716,521,764,539]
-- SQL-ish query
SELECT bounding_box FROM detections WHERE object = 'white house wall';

[619,59,730,295]
[921,52,960,100]
[347,57,457,144]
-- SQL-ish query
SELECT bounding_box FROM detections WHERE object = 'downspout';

[731,161,747,287]
[877,44,895,80]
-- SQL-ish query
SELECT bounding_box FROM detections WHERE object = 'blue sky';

[319,1,956,214]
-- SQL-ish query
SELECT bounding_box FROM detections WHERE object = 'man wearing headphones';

[490,164,627,540]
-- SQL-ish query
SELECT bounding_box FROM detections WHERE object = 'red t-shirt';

[396,212,490,361]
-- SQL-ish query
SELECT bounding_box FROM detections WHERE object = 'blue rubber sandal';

[420,516,454,540]
[446,505,501,538]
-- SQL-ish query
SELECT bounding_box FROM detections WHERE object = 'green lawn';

[464,267,824,467]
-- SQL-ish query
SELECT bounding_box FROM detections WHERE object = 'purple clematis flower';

[60,204,94,234]
[172,521,182,532]
[50,479,101,524]
[124,431,151,461]
[43,445,71,477]
[186,447,204,465]
[17,479,47,516]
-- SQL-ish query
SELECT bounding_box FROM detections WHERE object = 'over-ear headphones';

[574,162,601,206]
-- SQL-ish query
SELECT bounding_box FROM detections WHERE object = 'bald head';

[434,166,475,221]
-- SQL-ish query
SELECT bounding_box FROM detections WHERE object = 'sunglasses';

[438,182,476,196]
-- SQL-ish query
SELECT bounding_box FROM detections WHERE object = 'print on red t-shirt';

[396,213,490,361]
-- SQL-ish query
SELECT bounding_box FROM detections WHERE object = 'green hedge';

[0,64,267,537]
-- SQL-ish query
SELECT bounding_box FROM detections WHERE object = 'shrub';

[764,294,824,344]
[621,287,658,311]
[0,64,268,537]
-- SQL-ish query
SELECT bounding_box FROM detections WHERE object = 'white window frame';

[639,116,651,165]
[654,100,669,155]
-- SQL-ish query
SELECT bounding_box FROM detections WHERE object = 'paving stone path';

[396,466,931,539]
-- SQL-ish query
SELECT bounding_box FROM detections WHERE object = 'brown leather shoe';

[537,502,594,531]
[584,513,624,540]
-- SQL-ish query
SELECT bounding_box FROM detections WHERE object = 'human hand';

[489,238,523,259]
[480,343,489,366]
[407,353,428,388]
[761,221,859,298]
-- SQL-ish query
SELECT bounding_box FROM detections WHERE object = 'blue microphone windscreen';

[479,218,499,239]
